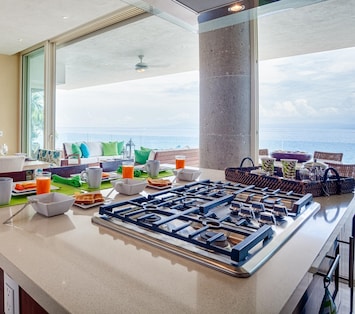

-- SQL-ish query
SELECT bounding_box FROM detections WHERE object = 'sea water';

[259,126,355,163]
[56,126,355,163]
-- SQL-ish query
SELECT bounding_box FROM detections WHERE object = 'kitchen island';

[0,168,353,313]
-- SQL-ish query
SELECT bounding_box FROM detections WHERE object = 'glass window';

[21,48,45,158]
[257,2,355,163]
[55,14,199,151]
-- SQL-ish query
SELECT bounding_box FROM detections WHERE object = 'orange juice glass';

[36,171,51,194]
[175,155,186,169]
[122,161,134,179]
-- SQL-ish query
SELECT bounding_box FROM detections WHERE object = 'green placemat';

[1,172,174,208]
[138,170,174,179]
[1,180,115,208]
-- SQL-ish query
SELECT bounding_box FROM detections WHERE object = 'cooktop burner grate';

[92,180,319,277]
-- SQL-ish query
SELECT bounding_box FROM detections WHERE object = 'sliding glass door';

[21,48,45,158]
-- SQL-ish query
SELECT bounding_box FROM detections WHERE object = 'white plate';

[101,172,120,181]
[73,201,104,209]
[147,184,173,190]
[12,182,59,196]
[135,164,174,173]
[70,172,120,182]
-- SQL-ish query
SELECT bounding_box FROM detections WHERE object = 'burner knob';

[251,202,265,213]
[230,201,242,215]
[259,212,276,225]
[273,205,288,218]
[239,207,255,220]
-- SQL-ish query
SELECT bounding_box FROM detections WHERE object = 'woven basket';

[225,159,355,197]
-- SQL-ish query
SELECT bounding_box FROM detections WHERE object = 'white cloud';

[56,71,199,130]
[259,46,355,126]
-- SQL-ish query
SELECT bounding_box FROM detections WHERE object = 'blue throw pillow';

[80,143,90,158]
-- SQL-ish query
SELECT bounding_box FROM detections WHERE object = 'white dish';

[112,178,147,195]
[12,181,59,196]
[27,192,74,217]
[73,201,104,209]
[173,169,201,181]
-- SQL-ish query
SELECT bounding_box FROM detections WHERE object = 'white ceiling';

[4,0,355,57]
[55,13,199,89]
[0,0,134,55]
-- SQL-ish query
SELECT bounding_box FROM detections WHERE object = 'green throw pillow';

[140,146,152,151]
[102,142,118,156]
[134,149,151,164]
[71,143,83,157]
[117,141,124,155]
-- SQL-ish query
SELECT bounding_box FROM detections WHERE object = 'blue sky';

[259,46,355,128]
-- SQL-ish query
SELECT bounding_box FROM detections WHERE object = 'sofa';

[62,141,200,168]
[62,141,125,165]
[134,147,199,167]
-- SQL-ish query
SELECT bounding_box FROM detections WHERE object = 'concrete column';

[199,21,255,170]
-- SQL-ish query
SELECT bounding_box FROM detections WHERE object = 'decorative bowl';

[173,169,201,181]
[271,151,312,162]
[27,193,74,217]
[112,178,147,195]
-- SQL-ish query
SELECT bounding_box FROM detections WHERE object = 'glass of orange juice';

[175,155,186,169]
[122,161,134,179]
[36,171,51,194]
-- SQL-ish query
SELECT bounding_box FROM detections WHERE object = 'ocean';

[259,127,355,163]
[56,126,355,163]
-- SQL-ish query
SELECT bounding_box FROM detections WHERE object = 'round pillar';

[199,21,254,170]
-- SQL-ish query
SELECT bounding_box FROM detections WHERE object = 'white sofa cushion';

[63,142,75,157]
[148,150,156,160]
[85,142,103,157]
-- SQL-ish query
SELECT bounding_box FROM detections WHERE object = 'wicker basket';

[225,158,355,197]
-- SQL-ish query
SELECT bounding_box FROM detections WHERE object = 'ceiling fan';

[135,55,148,72]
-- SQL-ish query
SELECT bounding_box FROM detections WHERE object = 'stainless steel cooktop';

[92,180,320,277]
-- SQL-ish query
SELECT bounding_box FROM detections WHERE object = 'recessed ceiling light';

[62,16,69,20]
[18,38,23,42]
[228,3,245,12]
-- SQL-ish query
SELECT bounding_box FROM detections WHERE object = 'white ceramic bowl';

[27,192,74,217]
[173,169,201,181]
[113,178,147,195]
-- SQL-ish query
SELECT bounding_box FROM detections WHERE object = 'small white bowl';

[173,169,201,181]
[27,193,74,217]
[112,178,147,195]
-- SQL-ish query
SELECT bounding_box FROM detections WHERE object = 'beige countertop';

[0,168,354,314]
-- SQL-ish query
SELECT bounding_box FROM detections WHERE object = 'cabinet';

[1,268,47,314]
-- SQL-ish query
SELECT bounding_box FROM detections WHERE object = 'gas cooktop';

[92,180,320,277]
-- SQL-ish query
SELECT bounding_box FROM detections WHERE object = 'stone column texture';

[199,21,252,170]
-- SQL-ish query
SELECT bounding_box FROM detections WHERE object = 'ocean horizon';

[56,126,355,163]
